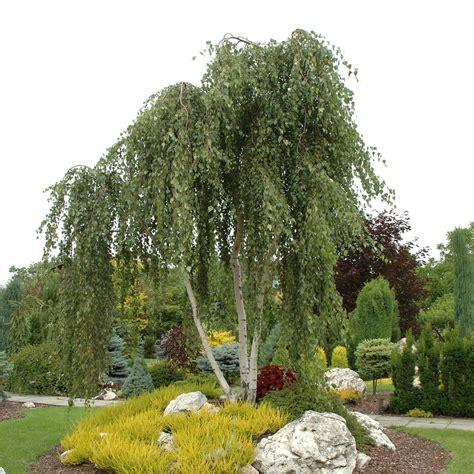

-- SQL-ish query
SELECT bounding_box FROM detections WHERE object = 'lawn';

[364,377,394,393]
[0,406,91,474]
[400,428,474,474]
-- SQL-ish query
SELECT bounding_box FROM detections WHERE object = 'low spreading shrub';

[7,344,66,395]
[61,384,288,473]
[256,365,297,400]
[405,408,433,418]
[208,331,236,347]
[262,381,369,449]
[332,387,362,403]
[331,346,348,368]
[148,360,184,388]
[122,358,154,398]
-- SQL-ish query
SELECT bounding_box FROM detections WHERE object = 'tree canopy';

[41,30,389,399]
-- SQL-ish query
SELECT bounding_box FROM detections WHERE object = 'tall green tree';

[451,228,473,337]
[350,277,399,348]
[0,278,24,351]
[40,30,389,401]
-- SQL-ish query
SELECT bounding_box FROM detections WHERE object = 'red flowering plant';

[256,364,297,400]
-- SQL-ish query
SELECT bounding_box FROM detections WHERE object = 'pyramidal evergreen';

[107,329,130,384]
[122,357,154,398]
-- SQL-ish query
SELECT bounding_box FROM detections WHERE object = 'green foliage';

[439,331,474,417]
[351,277,399,349]
[122,358,154,398]
[8,343,66,395]
[172,374,222,399]
[331,345,348,368]
[258,323,281,368]
[196,343,240,380]
[418,293,455,340]
[148,360,184,388]
[316,347,328,370]
[390,331,418,413]
[271,336,292,368]
[262,381,369,449]
[355,338,395,394]
[451,228,473,337]
[107,329,130,385]
[405,408,433,418]
[417,326,441,412]
[0,351,12,383]
[41,30,389,396]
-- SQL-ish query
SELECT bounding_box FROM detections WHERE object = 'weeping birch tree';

[41,30,389,401]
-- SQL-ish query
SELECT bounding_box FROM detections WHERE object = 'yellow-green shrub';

[331,388,362,403]
[316,347,327,369]
[208,330,236,347]
[61,384,288,473]
[331,346,348,368]
[405,408,433,418]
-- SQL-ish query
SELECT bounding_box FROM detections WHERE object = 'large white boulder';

[0,467,6,474]
[351,412,395,450]
[324,368,366,398]
[253,411,357,473]
[163,391,208,415]
[356,452,371,470]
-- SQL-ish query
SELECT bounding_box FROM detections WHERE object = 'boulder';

[94,388,118,401]
[324,368,366,397]
[163,391,207,415]
[99,432,108,438]
[22,402,35,408]
[60,449,73,459]
[0,467,5,474]
[356,452,371,470]
[253,411,357,473]
[200,402,221,414]
[351,412,395,450]
[157,432,175,452]
[241,465,259,473]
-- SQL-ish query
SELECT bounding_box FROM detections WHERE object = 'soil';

[350,392,393,415]
[0,400,48,422]
[354,428,451,473]
[28,447,105,473]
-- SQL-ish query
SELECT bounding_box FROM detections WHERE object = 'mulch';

[28,447,105,473]
[355,428,451,473]
[0,400,49,423]
[350,392,393,415]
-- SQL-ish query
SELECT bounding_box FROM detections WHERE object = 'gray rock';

[0,467,6,474]
[99,432,108,438]
[60,449,73,459]
[324,368,367,397]
[164,391,207,415]
[157,432,175,452]
[241,465,259,473]
[94,388,118,401]
[200,402,221,413]
[22,402,35,408]
[351,412,396,450]
[356,452,371,470]
[253,411,357,473]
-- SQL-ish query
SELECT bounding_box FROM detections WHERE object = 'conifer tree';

[122,357,154,398]
[107,329,130,384]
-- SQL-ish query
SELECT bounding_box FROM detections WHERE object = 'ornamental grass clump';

[61,384,287,473]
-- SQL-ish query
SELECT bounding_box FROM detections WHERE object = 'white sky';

[1,0,473,285]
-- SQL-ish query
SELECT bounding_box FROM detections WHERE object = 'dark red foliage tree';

[336,210,428,335]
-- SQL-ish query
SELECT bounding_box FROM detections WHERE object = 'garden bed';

[0,401,49,422]
[29,447,104,473]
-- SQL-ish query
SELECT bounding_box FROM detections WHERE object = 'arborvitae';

[331,346,349,368]
[451,228,473,337]
[417,326,441,412]
[351,277,399,349]
[7,307,30,356]
[107,329,130,384]
[122,357,154,398]
[271,336,292,368]
[390,331,418,413]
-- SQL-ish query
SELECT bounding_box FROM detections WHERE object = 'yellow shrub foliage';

[316,347,327,369]
[331,346,349,368]
[61,384,287,473]
[332,388,362,403]
[208,330,236,347]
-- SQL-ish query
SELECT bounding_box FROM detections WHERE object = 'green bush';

[405,408,433,418]
[107,329,130,385]
[262,381,369,449]
[271,337,293,368]
[356,338,395,394]
[196,343,240,381]
[7,344,66,395]
[331,346,348,368]
[149,360,184,388]
[316,347,327,370]
[122,358,154,398]
[390,331,419,413]
[258,324,281,368]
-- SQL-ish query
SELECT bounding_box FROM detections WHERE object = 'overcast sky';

[1,0,473,285]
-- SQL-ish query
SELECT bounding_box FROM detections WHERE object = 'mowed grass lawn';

[401,428,474,474]
[0,406,91,474]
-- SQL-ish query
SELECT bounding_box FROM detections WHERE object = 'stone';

[0,468,5,474]
[157,432,175,452]
[164,391,207,415]
[60,449,73,459]
[253,411,357,473]
[324,368,366,397]
[356,452,371,470]
[94,388,118,401]
[22,402,35,408]
[351,412,396,450]
[99,432,108,438]
[241,465,259,473]
[200,402,221,413]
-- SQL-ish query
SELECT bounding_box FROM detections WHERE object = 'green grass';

[400,428,474,473]
[364,377,394,393]
[0,406,92,474]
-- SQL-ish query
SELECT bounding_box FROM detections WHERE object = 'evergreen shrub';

[107,330,130,385]
[331,346,348,368]
[316,347,327,370]
[149,360,184,388]
[271,337,292,368]
[122,358,154,398]
[8,344,66,395]
[196,343,240,381]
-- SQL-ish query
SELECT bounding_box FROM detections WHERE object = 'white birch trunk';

[184,275,233,399]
